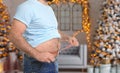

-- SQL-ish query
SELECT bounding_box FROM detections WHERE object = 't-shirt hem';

[14,16,29,27]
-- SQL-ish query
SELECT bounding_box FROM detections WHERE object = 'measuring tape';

[60,30,83,52]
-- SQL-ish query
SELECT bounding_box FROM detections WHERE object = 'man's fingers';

[71,37,79,46]
[35,52,56,63]
[48,53,56,62]
[43,53,55,63]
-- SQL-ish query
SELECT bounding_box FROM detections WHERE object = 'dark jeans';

[23,54,58,73]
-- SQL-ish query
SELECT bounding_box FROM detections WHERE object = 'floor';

[59,72,87,73]
[17,72,86,73]
[7,69,87,73]
[10,71,87,73]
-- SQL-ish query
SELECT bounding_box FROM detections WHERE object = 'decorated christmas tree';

[0,1,23,72]
[0,0,16,59]
[90,0,120,66]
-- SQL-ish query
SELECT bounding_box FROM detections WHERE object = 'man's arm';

[8,19,55,63]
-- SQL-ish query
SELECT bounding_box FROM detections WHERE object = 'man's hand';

[67,36,79,47]
[58,30,79,47]
[33,51,56,63]
[60,36,79,51]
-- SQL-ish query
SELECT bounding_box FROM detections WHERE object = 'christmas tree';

[0,1,23,72]
[0,1,17,59]
[90,0,120,66]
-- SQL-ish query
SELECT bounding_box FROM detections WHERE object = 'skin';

[8,0,79,63]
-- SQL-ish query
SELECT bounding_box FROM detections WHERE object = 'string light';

[70,0,76,3]
[90,0,120,65]
[0,0,2,3]
[0,0,18,59]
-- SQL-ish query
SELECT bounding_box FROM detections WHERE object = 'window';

[50,2,82,31]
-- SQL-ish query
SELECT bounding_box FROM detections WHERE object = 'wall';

[4,0,25,19]
[89,0,104,42]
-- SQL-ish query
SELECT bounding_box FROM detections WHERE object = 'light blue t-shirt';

[14,0,61,47]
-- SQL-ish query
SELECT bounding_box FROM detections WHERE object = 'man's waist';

[26,35,61,47]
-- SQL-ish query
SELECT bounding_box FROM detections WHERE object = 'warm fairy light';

[49,0,60,4]
[81,0,91,51]
[0,0,19,59]
[90,0,120,65]
[70,0,76,3]
[0,61,3,73]
[0,0,2,3]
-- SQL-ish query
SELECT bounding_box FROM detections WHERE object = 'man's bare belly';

[35,38,60,56]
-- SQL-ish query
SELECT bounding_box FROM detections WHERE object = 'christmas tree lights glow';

[90,0,120,66]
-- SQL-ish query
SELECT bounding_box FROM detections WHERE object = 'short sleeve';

[14,5,33,27]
